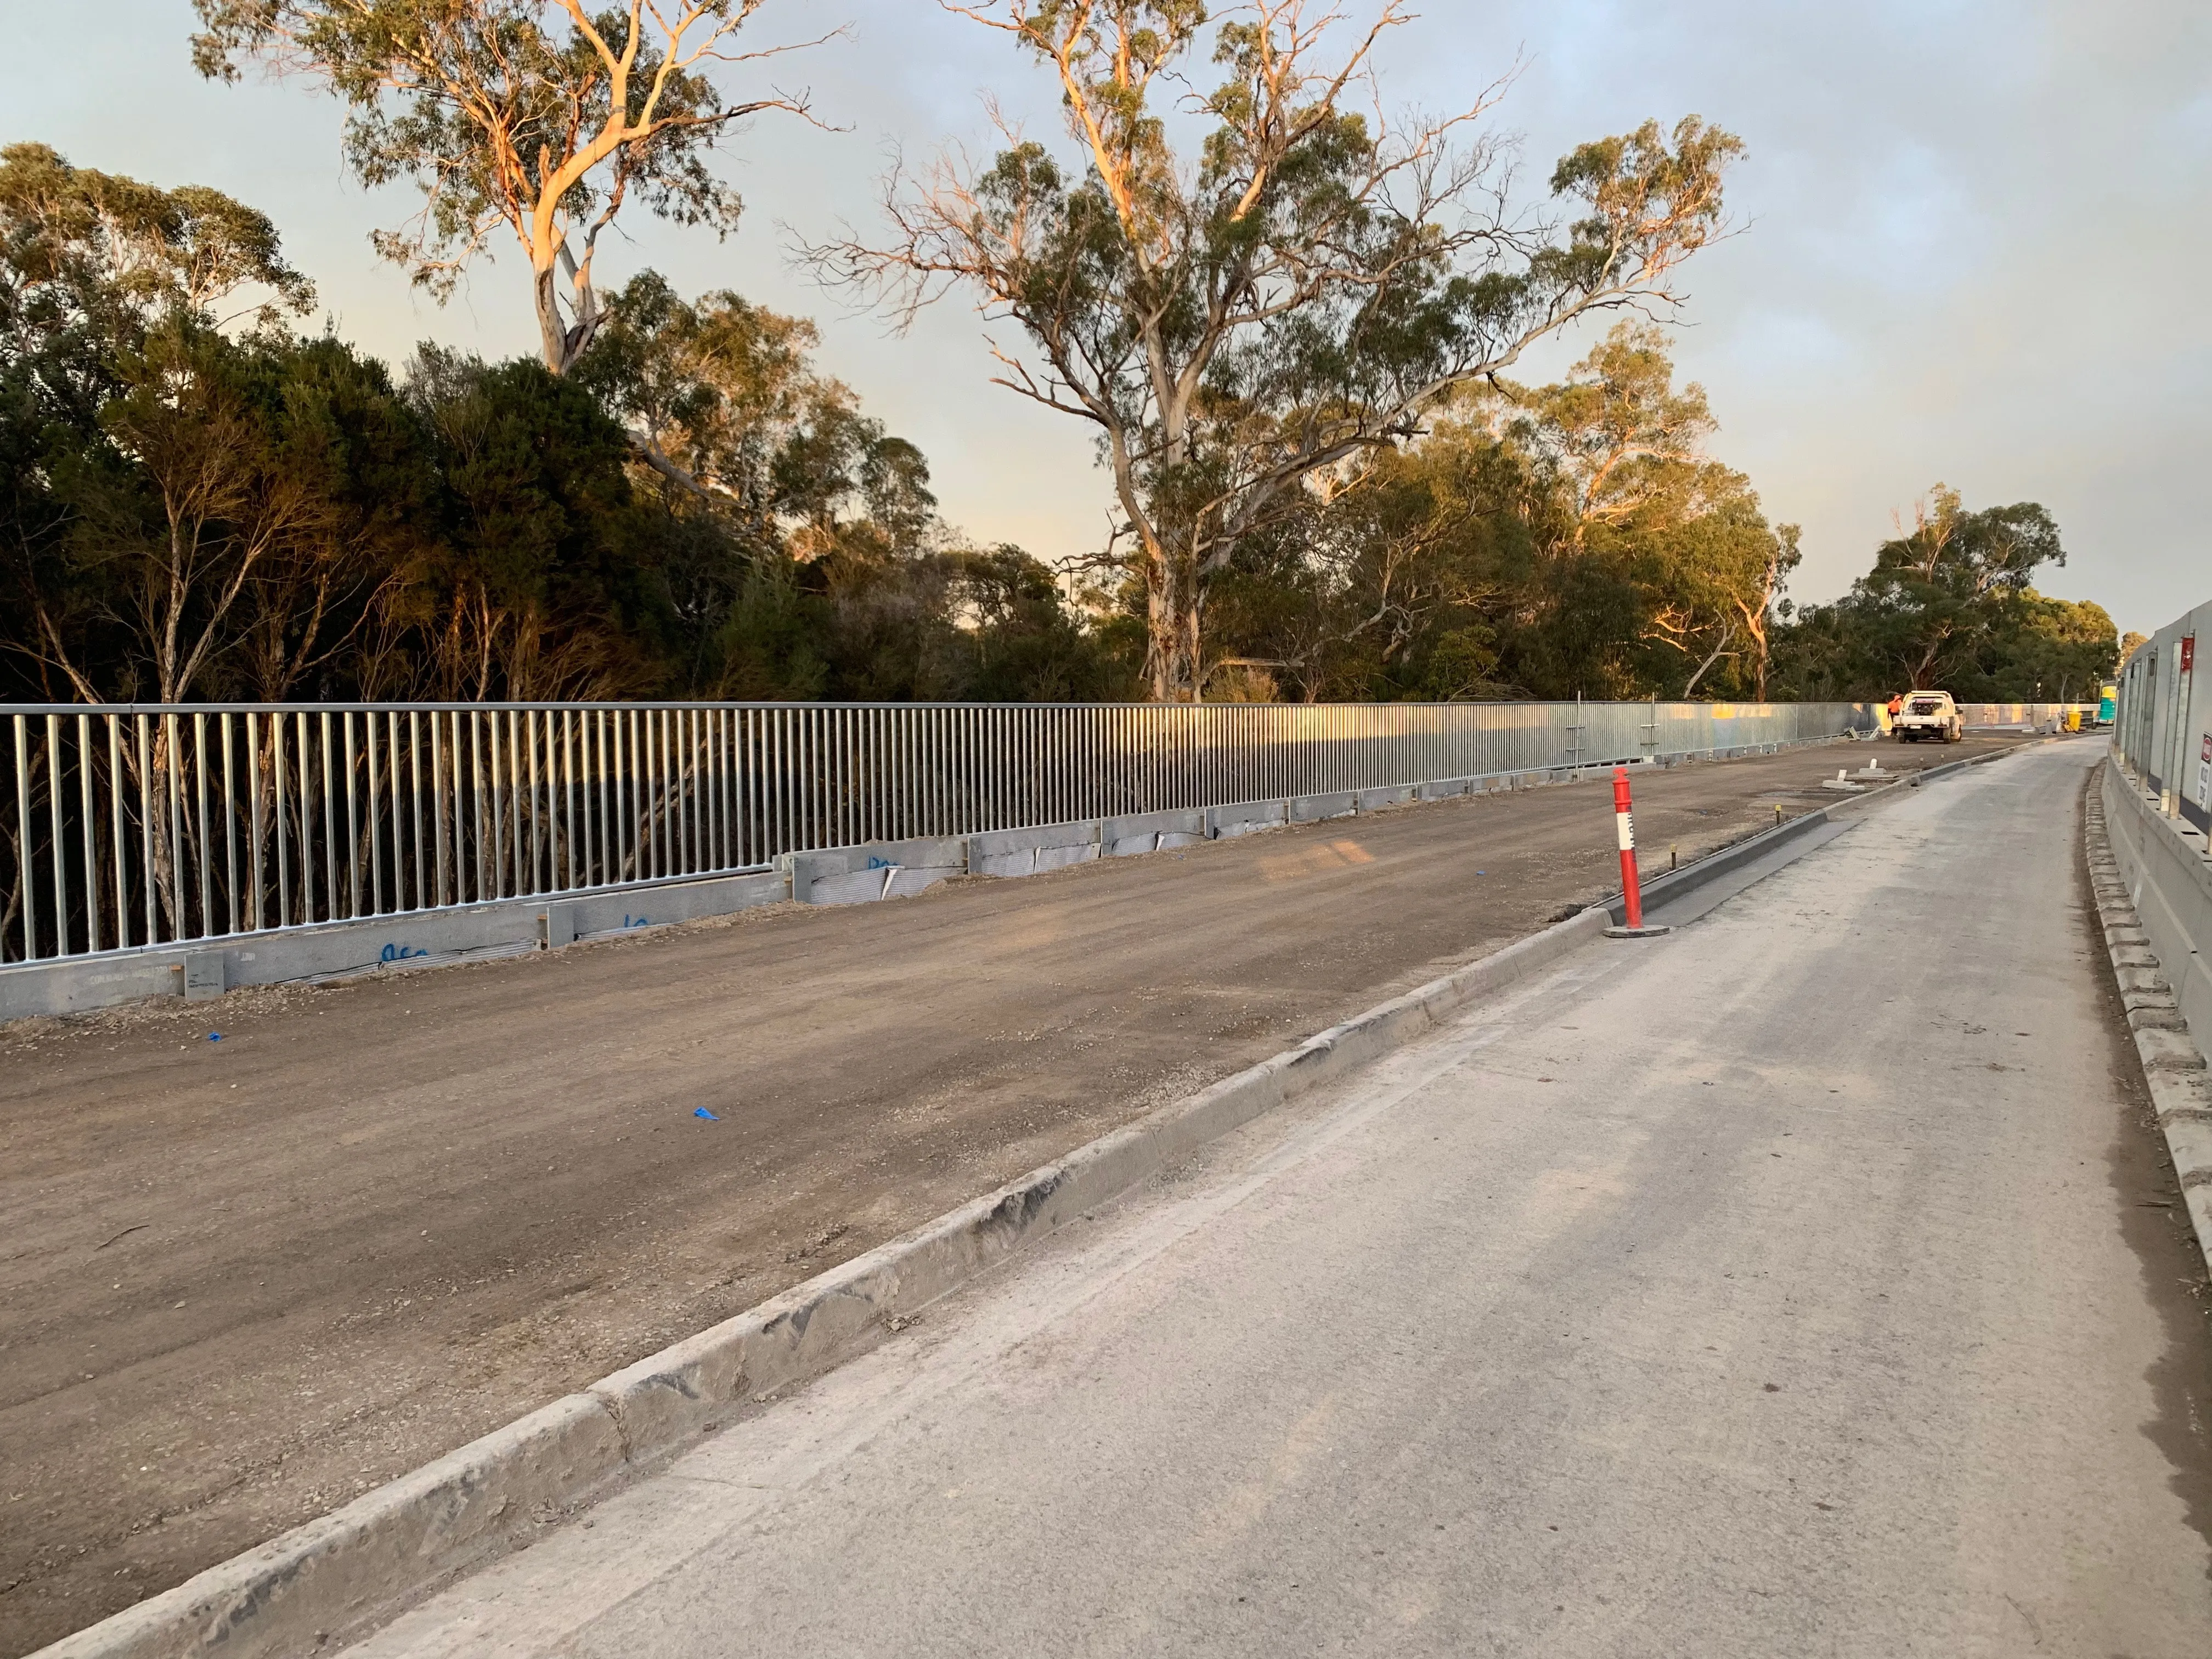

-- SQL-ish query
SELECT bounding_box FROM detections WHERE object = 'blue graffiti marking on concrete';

[379,942,428,964]
[864,855,894,870]
[624,915,652,929]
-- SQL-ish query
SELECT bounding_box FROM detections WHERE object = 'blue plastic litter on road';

[207,1033,222,1042]
[693,1108,720,1121]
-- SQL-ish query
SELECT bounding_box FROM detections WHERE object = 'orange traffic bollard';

[1615,766,1645,927]
[1603,765,1671,939]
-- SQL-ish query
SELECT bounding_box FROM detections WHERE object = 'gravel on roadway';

[0,733,2027,1655]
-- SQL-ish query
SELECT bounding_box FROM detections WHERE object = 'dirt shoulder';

[0,733,2029,1654]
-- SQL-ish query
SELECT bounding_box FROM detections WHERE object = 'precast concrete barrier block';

[1355,785,1417,812]
[1097,809,1203,857]
[969,847,1036,879]
[805,867,896,905]
[1207,800,1288,839]
[1289,791,1358,823]
[789,838,966,904]
[2137,1026,2210,1073]
[2128,1001,2191,1033]
[1033,842,1101,873]
[1417,777,1472,800]
[2121,983,2180,1018]
[1098,809,1206,859]
[966,819,1101,879]
[2117,963,2172,996]
[968,820,1098,858]
[885,866,961,899]
[569,871,785,936]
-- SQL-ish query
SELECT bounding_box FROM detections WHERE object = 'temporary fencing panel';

[2114,603,2212,836]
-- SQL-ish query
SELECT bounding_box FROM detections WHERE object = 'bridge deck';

[0,733,2028,1655]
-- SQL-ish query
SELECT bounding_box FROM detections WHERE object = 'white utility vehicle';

[1893,690,1965,743]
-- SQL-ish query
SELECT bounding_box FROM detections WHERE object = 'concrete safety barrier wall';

[2105,591,2212,1060]
[2104,755,2212,1053]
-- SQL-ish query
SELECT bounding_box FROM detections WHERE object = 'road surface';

[346,738,2212,1658]
[0,733,2057,1654]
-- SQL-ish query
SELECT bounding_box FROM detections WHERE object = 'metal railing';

[2,698,1874,965]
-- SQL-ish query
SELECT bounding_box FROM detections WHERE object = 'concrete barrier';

[2087,759,2212,1279]
[0,871,790,1019]
[783,838,966,905]
[1288,791,1359,823]
[1355,785,1417,812]
[968,821,1101,878]
[1208,799,1288,839]
[1098,809,1206,858]
[2100,760,2212,1061]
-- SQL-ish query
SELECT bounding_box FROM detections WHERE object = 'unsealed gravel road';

[0,736,2025,1654]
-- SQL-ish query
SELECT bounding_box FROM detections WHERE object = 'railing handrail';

[4,698,1878,968]
[0,696,1819,716]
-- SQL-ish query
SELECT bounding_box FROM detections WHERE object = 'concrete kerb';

[33,904,1615,1659]
[1598,803,1837,925]
[2082,761,2212,1281]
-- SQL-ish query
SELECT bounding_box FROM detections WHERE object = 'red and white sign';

[2182,635,2197,673]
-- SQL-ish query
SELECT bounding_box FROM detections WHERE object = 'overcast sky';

[5,1,2207,635]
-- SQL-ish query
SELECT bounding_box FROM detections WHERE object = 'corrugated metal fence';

[2,698,1873,964]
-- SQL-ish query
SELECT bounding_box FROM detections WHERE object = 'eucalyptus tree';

[190,2,826,404]
[816,0,1741,700]
[0,140,315,334]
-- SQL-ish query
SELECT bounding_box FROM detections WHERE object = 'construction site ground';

[0,732,2030,1655]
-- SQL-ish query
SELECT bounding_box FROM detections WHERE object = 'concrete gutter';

[30,738,1965,1659]
[2084,760,2212,1277]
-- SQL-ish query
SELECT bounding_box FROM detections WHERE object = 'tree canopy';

[1769,486,2115,700]
[0,148,1128,707]
[191,1,821,381]
[1,11,2117,713]
[817,0,1740,699]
